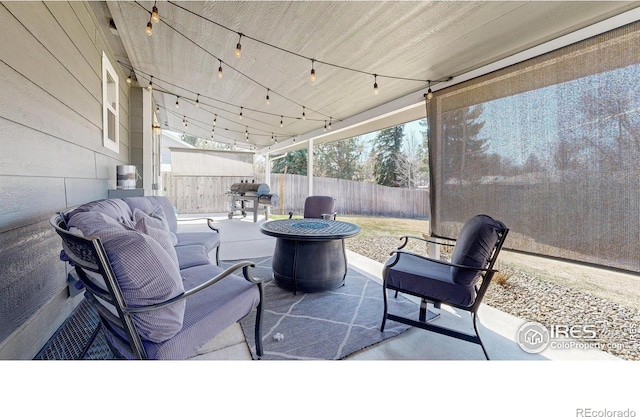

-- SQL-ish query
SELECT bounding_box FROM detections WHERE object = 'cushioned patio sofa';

[50,196,263,360]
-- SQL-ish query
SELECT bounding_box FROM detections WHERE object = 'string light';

[120,62,339,134]
[373,74,379,95]
[280,115,283,128]
[155,2,452,100]
[302,106,306,120]
[151,1,160,22]
[265,89,270,105]
[328,117,332,130]
[126,70,133,85]
[235,33,243,58]
[175,96,180,108]
[310,59,316,83]
[218,60,223,78]
[239,107,243,120]
[145,21,152,36]
[213,115,217,126]
[195,94,200,108]
[426,81,433,100]
[324,121,327,132]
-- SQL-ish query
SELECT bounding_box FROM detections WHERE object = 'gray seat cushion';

[106,263,260,359]
[385,253,476,307]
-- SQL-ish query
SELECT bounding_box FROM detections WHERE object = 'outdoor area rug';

[220,256,428,360]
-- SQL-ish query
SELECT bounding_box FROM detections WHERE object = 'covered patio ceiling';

[97,1,640,153]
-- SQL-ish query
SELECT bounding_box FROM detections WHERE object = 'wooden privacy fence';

[162,173,429,218]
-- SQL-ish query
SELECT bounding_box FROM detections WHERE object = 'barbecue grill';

[226,180,279,222]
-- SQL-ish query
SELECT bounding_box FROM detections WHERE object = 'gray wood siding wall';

[0,1,130,358]
[162,173,430,219]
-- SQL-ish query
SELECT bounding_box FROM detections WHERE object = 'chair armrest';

[176,217,219,233]
[127,261,259,314]
[397,234,455,250]
[387,250,496,274]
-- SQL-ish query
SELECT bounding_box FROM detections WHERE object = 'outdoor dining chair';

[289,195,337,220]
[381,214,509,359]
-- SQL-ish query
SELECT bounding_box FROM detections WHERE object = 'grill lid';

[229,181,270,195]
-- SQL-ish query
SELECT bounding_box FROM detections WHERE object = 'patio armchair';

[288,195,337,220]
[381,214,508,359]
[50,206,264,360]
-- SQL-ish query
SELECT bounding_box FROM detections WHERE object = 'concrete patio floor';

[176,213,619,361]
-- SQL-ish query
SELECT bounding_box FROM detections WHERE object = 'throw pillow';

[67,211,185,343]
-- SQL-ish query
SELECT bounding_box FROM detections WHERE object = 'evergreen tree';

[314,137,364,180]
[371,125,406,187]
[271,149,308,175]
[440,105,487,182]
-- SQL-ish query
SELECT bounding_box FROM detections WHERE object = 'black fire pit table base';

[260,219,361,294]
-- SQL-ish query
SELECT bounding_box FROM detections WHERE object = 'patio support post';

[307,138,313,196]
[142,88,153,195]
[264,152,271,218]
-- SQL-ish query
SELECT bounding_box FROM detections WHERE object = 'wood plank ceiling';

[102,1,640,152]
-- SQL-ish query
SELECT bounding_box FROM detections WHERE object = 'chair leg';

[381,282,389,332]
[419,298,428,322]
[472,312,489,360]
[254,282,265,359]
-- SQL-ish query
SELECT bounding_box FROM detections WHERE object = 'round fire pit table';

[260,218,361,293]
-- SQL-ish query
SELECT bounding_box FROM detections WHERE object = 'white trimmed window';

[102,52,119,153]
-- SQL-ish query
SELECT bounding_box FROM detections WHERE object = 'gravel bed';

[346,235,640,360]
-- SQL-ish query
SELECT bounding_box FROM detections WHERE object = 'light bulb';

[239,107,243,120]
[196,94,200,108]
[302,106,306,120]
[324,121,327,132]
[151,5,159,23]
[235,34,242,58]
[213,115,217,126]
[329,117,332,130]
[175,96,179,108]
[147,77,153,91]
[126,72,132,85]
[310,60,316,83]
[145,21,152,36]
[218,62,223,78]
[280,116,284,128]
[373,75,379,95]
[266,89,270,105]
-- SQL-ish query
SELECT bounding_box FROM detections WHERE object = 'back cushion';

[133,208,180,268]
[450,215,506,286]
[66,199,132,225]
[68,211,185,343]
[124,196,178,233]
